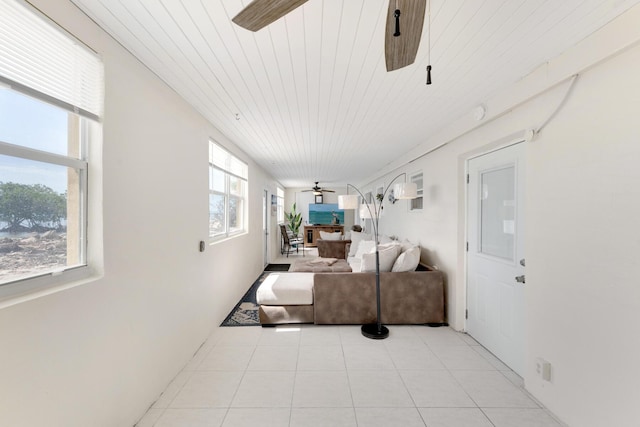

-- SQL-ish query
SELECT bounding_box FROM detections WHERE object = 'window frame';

[0,0,102,304]
[0,89,94,300]
[276,188,284,224]
[209,140,248,241]
[409,171,424,212]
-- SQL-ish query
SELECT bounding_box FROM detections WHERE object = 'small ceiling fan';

[232,0,427,72]
[302,182,335,195]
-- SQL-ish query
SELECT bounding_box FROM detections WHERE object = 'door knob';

[515,275,525,284]
[519,258,526,267]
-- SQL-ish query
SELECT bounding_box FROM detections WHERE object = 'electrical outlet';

[535,358,552,381]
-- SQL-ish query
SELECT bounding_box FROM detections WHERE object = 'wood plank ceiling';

[70,0,639,188]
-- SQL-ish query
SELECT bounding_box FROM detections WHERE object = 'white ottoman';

[256,273,314,325]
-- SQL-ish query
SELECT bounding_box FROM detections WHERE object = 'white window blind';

[0,0,104,120]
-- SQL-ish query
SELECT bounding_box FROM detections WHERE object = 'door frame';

[463,137,527,332]
[263,189,269,267]
[464,140,526,375]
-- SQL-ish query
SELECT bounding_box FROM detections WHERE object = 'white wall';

[0,1,277,426]
[360,7,640,426]
[525,40,640,427]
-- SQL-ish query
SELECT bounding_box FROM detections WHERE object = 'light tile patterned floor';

[136,325,564,427]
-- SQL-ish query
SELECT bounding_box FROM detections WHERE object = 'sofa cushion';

[378,241,402,251]
[361,244,401,272]
[354,240,376,258]
[347,256,362,272]
[256,273,314,305]
[348,231,372,257]
[291,259,352,273]
[400,239,417,252]
[392,245,421,272]
[379,235,394,244]
[319,231,342,241]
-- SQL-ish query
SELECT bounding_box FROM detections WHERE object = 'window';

[0,0,102,289]
[409,172,424,211]
[360,190,374,232]
[276,188,284,224]
[209,141,248,240]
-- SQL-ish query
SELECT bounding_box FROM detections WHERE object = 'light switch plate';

[536,358,552,381]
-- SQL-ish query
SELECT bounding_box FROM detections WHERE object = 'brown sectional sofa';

[258,304,314,325]
[258,235,446,326]
[316,239,351,259]
[313,270,445,325]
[258,268,445,326]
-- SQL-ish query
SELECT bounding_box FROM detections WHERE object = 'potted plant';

[284,202,302,237]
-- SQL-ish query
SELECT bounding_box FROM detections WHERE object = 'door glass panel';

[480,166,515,260]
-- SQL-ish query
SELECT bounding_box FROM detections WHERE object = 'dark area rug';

[264,263,291,271]
[220,266,289,326]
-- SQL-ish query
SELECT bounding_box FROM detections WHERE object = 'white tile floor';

[136,324,564,427]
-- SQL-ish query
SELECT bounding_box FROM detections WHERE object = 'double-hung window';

[409,172,424,211]
[0,0,103,289]
[276,188,284,224]
[209,141,248,240]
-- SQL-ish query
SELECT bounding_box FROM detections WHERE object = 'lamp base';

[361,323,389,340]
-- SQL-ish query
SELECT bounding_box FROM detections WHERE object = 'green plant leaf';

[284,202,302,236]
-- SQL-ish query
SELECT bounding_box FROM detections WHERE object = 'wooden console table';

[304,225,344,247]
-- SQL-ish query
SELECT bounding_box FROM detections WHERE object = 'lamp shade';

[359,204,373,219]
[338,194,359,209]
[393,182,418,199]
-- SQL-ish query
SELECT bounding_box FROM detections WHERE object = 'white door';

[467,142,526,375]
[263,190,269,267]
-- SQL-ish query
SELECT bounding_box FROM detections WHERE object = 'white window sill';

[0,266,102,309]
[209,230,248,245]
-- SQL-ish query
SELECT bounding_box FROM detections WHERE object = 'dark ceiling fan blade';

[384,0,426,71]
[301,182,335,193]
[232,0,309,32]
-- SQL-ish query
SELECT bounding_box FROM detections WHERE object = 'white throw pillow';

[392,246,421,272]
[400,239,416,253]
[349,231,372,257]
[319,231,342,241]
[377,241,401,252]
[361,244,401,272]
[348,257,362,272]
[354,240,376,259]
[378,235,394,244]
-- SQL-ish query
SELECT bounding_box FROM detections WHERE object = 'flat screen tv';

[308,203,344,225]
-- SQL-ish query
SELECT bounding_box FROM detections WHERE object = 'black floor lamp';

[338,173,418,339]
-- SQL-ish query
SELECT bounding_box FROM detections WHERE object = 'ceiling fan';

[232,0,427,72]
[302,182,335,195]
